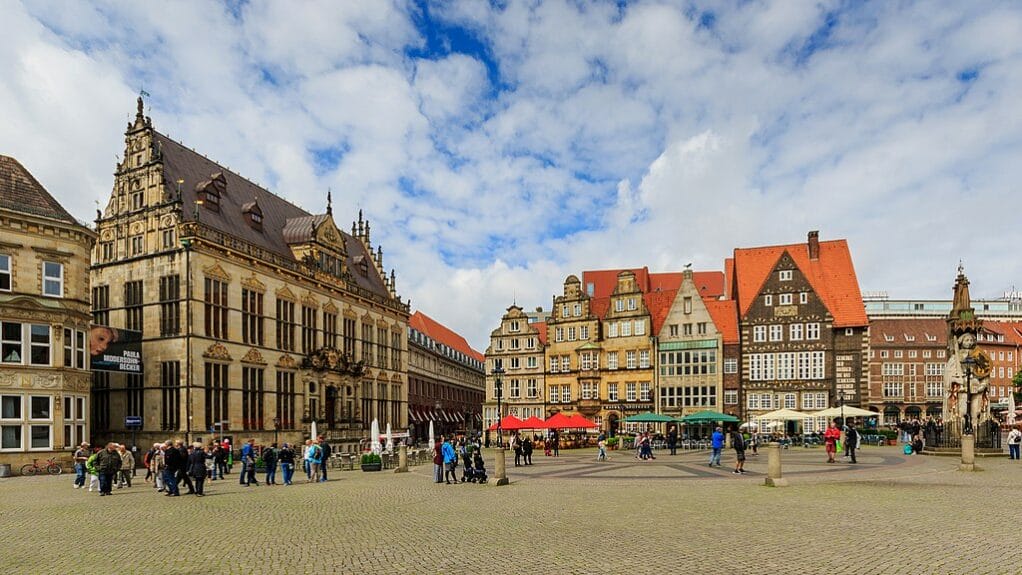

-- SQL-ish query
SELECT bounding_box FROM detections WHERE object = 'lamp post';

[837,390,847,427]
[493,365,505,445]
[273,417,280,446]
[962,356,976,435]
[435,400,443,436]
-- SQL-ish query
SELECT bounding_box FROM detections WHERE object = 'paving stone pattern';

[0,445,1018,574]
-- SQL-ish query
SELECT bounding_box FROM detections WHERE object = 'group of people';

[509,432,535,466]
[823,419,862,463]
[433,435,488,484]
[73,435,336,498]
[704,427,749,474]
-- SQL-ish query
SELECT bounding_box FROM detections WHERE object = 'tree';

[1014,370,1022,402]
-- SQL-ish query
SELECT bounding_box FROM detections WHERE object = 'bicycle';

[20,457,63,476]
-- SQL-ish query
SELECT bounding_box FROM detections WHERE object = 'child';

[86,450,100,492]
[597,438,607,461]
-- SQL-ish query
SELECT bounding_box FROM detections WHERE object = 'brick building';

[868,318,947,424]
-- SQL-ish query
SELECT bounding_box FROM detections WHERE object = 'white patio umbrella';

[370,418,382,455]
[385,422,394,453]
[739,422,759,430]
[310,420,318,441]
[811,406,877,419]
[428,420,435,447]
[1008,393,1017,426]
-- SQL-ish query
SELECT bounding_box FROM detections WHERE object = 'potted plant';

[605,437,619,451]
[360,453,382,472]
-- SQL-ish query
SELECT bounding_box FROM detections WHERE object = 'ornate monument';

[942,266,993,436]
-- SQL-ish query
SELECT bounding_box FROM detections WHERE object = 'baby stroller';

[468,454,488,483]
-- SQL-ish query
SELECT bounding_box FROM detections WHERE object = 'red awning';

[520,416,547,429]
[567,413,598,429]
[543,412,577,429]
[487,414,525,431]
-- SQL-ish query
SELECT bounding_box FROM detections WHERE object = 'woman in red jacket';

[824,421,842,463]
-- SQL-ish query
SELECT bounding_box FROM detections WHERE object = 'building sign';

[604,403,654,412]
[773,305,798,317]
[90,325,143,373]
[834,353,856,389]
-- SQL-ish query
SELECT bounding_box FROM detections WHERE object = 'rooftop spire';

[326,188,332,215]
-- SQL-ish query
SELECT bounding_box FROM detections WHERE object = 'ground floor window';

[1,393,54,451]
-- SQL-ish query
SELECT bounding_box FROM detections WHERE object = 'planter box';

[361,463,382,472]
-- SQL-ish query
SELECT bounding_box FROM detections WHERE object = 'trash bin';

[0,463,11,477]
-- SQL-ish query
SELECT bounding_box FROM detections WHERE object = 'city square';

[0,445,1016,574]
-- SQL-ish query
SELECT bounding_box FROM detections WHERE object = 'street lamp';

[273,417,280,446]
[837,390,847,428]
[435,400,443,435]
[962,355,977,435]
[493,365,505,445]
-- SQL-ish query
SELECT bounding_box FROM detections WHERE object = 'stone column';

[764,442,788,487]
[394,444,408,473]
[959,434,979,472]
[494,447,509,486]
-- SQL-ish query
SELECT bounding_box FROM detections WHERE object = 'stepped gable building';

[0,155,95,468]
[483,305,546,431]
[544,275,605,423]
[706,298,740,417]
[90,98,408,450]
[407,311,484,440]
[868,318,947,424]
[730,231,868,430]
[582,267,724,300]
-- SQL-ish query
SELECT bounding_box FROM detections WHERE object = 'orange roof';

[409,311,485,362]
[731,238,868,328]
[589,297,611,319]
[532,321,548,346]
[581,267,724,299]
[705,299,739,344]
[724,258,735,300]
[644,289,678,336]
[982,322,1022,346]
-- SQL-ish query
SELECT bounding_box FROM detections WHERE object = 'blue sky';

[2,0,1021,349]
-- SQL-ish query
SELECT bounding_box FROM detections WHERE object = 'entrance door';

[325,386,337,428]
[608,414,619,437]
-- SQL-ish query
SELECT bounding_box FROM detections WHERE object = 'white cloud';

[2,0,1021,351]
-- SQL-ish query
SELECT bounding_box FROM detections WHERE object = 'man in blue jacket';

[709,427,724,467]
[441,437,457,484]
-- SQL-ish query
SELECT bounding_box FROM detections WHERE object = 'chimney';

[808,230,820,260]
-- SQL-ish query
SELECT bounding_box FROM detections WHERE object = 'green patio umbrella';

[622,411,676,423]
[679,410,741,424]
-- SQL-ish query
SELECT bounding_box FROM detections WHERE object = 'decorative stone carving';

[323,301,339,314]
[301,292,319,308]
[203,342,232,361]
[202,263,231,282]
[0,373,20,388]
[241,274,266,292]
[277,354,298,369]
[240,348,266,365]
[32,374,60,388]
[275,286,296,301]
[301,347,366,376]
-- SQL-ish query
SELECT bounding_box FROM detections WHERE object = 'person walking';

[240,439,255,486]
[511,433,522,467]
[263,443,279,485]
[730,427,747,474]
[432,437,444,483]
[317,437,331,482]
[1009,426,1022,460]
[187,442,208,496]
[213,442,228,480]
[304,439,322,483]
[845,422,860,464]
[551,429,560,457]
[278,443,296,485]
[73,442,89,489]
[709,427,724,467]
[95,443,121,496]
[117,444,134,488]
[824,420,841,463]
[668,426,678,456]
[597,437,608,461]
[150,443,165,492]
[162,440,183,496]
[441,437,457,484]
[177,441,195,494]
[522,435,534,465]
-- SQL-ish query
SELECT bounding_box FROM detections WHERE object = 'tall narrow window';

[242,289,264,345]
[242,367,264,430]
[301,306,317,354]
[204,362,229,430]
[323,311,338,348]
[124,280,144,333]
[160,361,180,431]
[204,278,228,339]
[126,373,144,419]
[92,372,110,431]
[377,327,388,368]
[159,275,180,336]
[92,286,110,326]
[0,254,10,291]
[361,322,373,364]
[343,317,356,357]
[276,370,296,429]
[276,299,295,351]
[391,331,402,370]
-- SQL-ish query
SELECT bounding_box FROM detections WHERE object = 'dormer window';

[242,200,263,232]
[195,172,226,213]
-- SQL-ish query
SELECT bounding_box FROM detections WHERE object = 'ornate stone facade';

[483,305,546,431]
[89,99,408,450]
[0,155,95,469]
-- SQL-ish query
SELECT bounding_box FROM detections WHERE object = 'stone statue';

[941,268,992,434]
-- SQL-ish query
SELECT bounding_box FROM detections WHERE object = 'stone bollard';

[494,447,509,486]
[959,434,979,472]
[764,442,789,487]
[394,444,408,473]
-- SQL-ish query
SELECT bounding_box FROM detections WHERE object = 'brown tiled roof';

[153,132,391,299]
[869,318,947,346]
[0,155,77,224]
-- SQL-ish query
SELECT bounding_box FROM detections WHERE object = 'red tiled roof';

[581,267,724,300]
[644,289,678,336]
[589,297,611,320]
[982,322,1022,346]
[724,258,735,300]
[532,321,548,346]
[731,238,868,327]
[409,311,484,362]
[705,299,739,344]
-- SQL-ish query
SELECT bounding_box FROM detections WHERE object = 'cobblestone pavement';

[1,445,1018,574]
